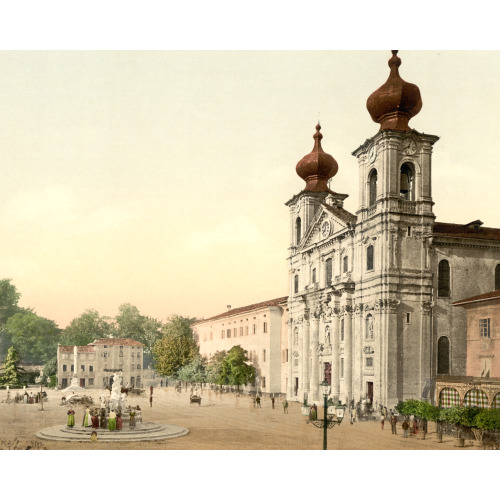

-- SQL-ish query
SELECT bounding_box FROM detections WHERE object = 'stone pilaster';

[310,307,320,401]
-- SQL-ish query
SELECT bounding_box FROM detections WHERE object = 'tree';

[0,279,24,358]
[0,346,26,387]
[153,315,198,377]
[177,355,207,383]
[60,309,116,346]
[206,350,227,384]
[115,304,163,365]
[218,346,256,391]
[42,356,58,388]
[5,311,61,364]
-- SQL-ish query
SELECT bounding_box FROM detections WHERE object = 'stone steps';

[36,422,189,442]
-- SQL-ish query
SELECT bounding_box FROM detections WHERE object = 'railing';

[398,200,417,213]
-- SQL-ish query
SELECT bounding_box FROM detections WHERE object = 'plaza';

[0,386,468,450]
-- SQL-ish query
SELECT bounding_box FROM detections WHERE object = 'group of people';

[12,391,43,404]
[378,409,428,438]
[67,405,142,431]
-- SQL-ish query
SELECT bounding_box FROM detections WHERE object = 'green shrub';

[474,409,500,431]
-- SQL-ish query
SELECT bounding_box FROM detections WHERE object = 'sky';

[0,50,500,328]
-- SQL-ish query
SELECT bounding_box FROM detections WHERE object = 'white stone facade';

[286,129,500,409]
[193,297,288,394]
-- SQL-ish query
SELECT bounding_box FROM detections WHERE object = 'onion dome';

[296,124,338,192]
[367,50,422,131]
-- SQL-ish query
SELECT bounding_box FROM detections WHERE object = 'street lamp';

[34,370,51,412]
[306,379,346,450]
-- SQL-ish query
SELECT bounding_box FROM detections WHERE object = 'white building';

[286,51,500,409]
[193,297,288,394]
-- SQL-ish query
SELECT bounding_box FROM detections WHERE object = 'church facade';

[285,51,500,409]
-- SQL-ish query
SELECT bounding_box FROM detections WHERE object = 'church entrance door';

[367,381,373,405]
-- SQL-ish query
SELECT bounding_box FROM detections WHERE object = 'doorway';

[324,362,331,385]
[367,381,373,405]
[294,377,299,396]
[80,378,85,388]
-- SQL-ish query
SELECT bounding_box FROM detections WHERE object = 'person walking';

[380,413,385,430]
[412,417,419,436]
[282,399,289,414]
[390,412,397,435]
[271,396,275,409]
[256,395,261,408]
[149,395,153,408]
[402,418,409,438]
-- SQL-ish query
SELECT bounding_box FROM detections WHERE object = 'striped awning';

[439,387,460,408]
[463,389,488,408]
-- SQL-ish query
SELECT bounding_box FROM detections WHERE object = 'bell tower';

[351,51,439,407]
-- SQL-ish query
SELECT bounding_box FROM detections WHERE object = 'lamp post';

[34,370,51,412]
[306,379,346,450]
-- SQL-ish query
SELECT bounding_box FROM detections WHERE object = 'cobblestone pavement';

[0,387,472,450]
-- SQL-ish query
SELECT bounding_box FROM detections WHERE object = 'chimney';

[227,305,231,311]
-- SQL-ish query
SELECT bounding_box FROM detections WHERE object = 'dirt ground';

[0,386,472,450]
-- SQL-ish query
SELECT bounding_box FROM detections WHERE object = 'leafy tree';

[115,304,163,365]
[5,311,61,364]
[0,346,26,387]
[60,309,116,346]
[218,346,256,391]
[153,315,198,377]
[206,350,227,384]
[0,279,24,358]
[177,355,207,383]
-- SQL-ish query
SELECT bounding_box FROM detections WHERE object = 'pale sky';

[1,50,499,328]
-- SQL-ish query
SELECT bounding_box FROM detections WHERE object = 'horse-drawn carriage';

[190,395,202,405]
[66,394,94,406]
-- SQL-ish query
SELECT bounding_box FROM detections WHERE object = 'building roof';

[90,338,144,346]
[322,204,357,225]
[58,345,96,353]
[193,296,288,325]
[433,222,500,241]
[453,289,500,307]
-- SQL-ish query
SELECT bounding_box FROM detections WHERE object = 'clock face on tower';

[402,138,417,155]
[321,220,331,238]
[368,145,376,163]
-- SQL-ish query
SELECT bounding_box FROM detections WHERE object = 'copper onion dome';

[367,50,422,131]
[296,124,338,192]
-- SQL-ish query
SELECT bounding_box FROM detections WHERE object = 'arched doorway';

[437,336,450,375]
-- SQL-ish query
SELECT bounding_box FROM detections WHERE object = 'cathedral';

[285,51,500,409]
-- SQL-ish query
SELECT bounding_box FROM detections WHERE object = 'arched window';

[295,217,302,245]
[365,314,374,340]
[312,268,317,284]
[438,260,450,297]
[367,245,374,271]
[343,255,349,274]
[294,275,299,294]
[400,163,414,201]
[325,258,333,286]
[437,336,450,374]
[369,169,378,206]
[495,264,500,290]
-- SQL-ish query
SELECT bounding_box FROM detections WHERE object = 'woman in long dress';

[91,409,100,429]
[100,408,107,429]
[83,407,92,427]
[67,407,75,427]
[129,409,136,428]
[116,412,123,430]
[108,410,117,431]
